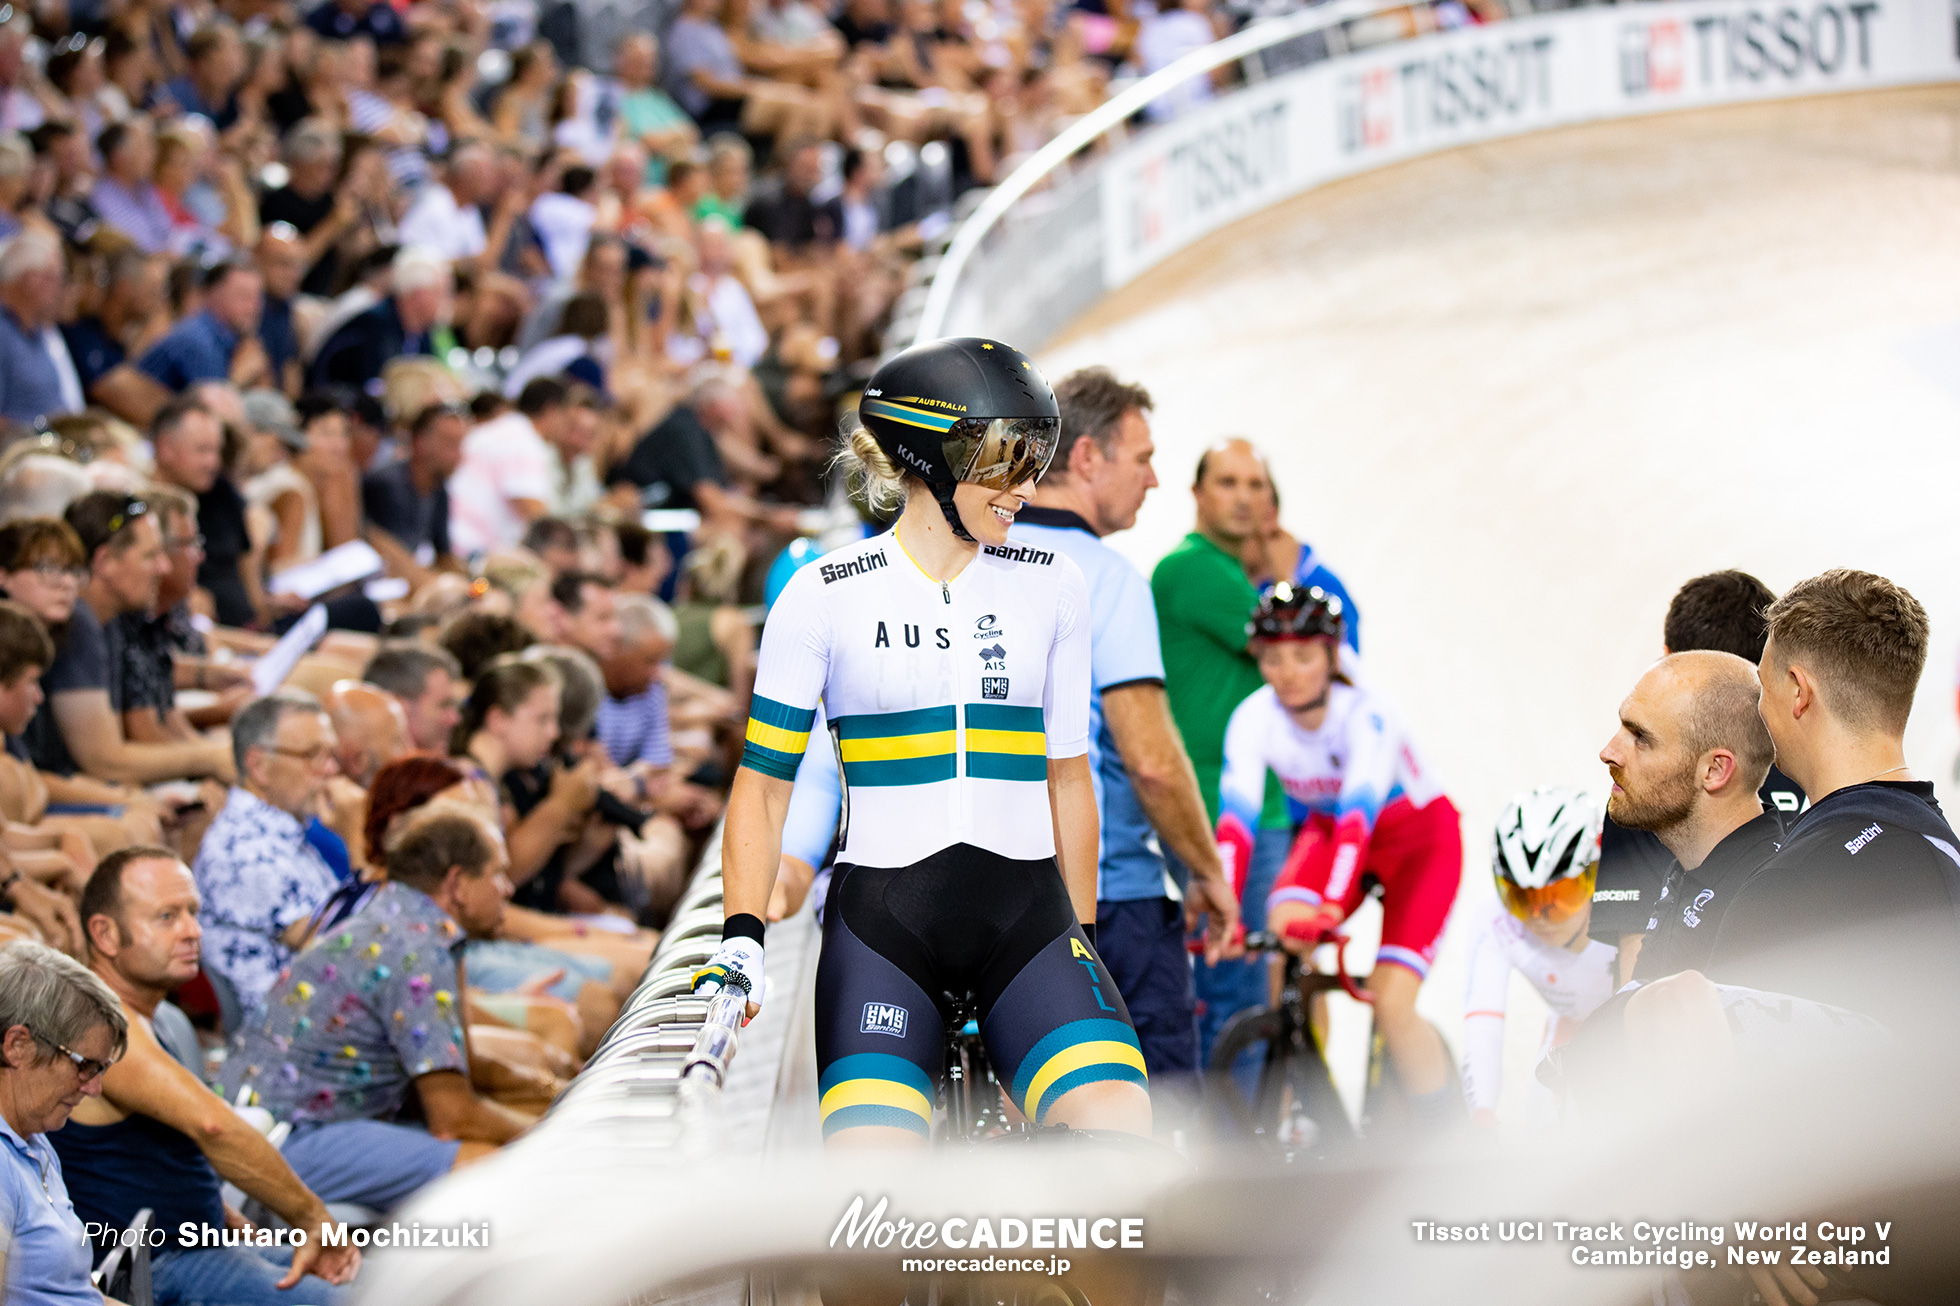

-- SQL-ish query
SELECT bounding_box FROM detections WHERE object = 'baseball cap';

[241,389,306,452]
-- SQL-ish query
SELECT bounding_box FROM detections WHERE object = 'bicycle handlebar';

[1203,928,1375,1005]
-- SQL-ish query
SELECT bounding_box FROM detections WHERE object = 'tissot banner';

[1100,0,1959,284]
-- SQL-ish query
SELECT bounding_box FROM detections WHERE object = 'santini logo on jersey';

[861,1002,907,1037]
[1844,823,1883,855]
[982,544,1054,566]
[821,551,890,584]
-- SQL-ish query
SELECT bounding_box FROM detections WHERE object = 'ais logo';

[861,1003,907,1037]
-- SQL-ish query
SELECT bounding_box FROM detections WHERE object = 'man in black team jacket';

[1595,650,1783,983]
[1700,569,1960,1021]
[1592,570,1805,982]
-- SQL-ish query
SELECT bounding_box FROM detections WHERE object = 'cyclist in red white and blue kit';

[696,336,1151,1145]
[1217,583,1463,1123]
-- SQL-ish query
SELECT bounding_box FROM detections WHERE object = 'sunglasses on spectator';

[35,1031,115,1083]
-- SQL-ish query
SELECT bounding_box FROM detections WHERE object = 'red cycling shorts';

[1267,795,1462,979]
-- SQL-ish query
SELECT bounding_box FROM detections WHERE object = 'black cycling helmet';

[1247,582,1346,645]
[859,336,1061,541]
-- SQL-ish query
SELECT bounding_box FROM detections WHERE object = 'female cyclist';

[1216,583,1462,1127]
[696,336,1152,1144]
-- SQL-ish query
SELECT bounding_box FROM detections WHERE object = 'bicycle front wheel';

[1206,1006,1355,1152]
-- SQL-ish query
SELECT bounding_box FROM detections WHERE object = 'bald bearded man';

[1597,651,1782,982]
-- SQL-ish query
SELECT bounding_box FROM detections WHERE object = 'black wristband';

[1079,921,1096,949]
[723,912,766,945]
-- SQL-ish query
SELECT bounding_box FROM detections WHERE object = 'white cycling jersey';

[741,527,1092,869]
[1218,682,1444,834]
[1460,910,1617,1114]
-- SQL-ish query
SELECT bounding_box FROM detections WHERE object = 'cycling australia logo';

[1682,889,1715,928]
[861,1003,907,1037]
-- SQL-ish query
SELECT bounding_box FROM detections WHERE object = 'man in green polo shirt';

[1152,438,1287,1059]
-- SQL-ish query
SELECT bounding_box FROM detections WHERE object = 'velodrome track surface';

[1036,84,1960,1127]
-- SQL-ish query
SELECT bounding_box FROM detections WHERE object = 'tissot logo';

[861,1003,907,1037]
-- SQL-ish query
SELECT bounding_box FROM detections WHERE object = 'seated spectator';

[615,34,699,185]
[308,246,448,393]
[0,531,172,846]
[503,294,610,402]
[597,593,676,772]
[224,805,531,1209]
[0,596,162,861]
[257,121,356,299]
[455,654,598,913]
[663,0,832,143]
[239,388,320,570]
[0,230,81,427]
[55,847,361,1304]
[606,371,799,535]
[134,259,268,393]
[118,486,252,741]
[0,449,91,527]
[362,643,463,754]
[441,610,537,682]
[670,219,769,369]
[193,692,343,1014]
[447,377,575,558]
[15,494,232,785]
[529,166,601,283]
[521,517,582,577]
[91,118,174,254]
[147,397,258,628]
[613,521,672,596]
[362,754,644,998]
[670,535,755,699]
[61,250,172,427]
[0,941,129,1303]
[398,141,510,275]
[363,400,463,577]
[254,224,306,395]
[164,23,247,135]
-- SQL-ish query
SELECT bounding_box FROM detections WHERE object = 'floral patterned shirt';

[194,788,343,1013]
[220,882,469,1125]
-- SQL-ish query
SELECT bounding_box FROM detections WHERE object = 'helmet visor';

[945,417,1060,490]
[1497,863,1597,925]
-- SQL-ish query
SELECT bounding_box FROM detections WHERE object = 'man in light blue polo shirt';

[1010,368,1239,1111]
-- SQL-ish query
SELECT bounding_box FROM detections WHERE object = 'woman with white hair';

[0,940,127,1300]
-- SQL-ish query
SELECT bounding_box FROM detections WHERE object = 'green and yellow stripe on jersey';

[965,703,1046,781]
[861,398,958,433]
[834,707,956,786]
[819,1052,934,1139]
[741,695,815,780]
[1008,1017,1147,1125]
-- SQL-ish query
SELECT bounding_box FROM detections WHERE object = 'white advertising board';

[1101,0,1960,285]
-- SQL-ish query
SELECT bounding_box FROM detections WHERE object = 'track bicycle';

[1205,925,1457,1157]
